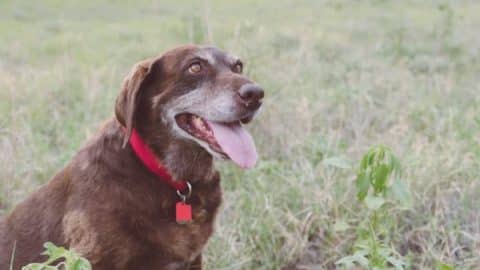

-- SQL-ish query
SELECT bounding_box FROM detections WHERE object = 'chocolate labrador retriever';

[0,45,264,269]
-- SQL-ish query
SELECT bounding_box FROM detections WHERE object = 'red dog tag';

[176,201,192,224]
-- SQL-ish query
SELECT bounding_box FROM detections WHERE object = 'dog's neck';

[159,139,216,183]
[136,124,216,184]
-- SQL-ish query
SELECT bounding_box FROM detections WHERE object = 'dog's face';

[115,45,264,169]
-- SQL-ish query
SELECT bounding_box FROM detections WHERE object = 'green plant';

[336,145,411,270]
[22,242,91,270]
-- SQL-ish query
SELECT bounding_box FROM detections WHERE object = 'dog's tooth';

[193,117,203,129]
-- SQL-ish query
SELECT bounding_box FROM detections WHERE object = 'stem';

[368,210,379,269]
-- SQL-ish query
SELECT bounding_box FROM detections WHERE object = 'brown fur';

[0,45,264,269]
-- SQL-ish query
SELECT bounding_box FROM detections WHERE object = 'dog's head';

[115,45,264,169]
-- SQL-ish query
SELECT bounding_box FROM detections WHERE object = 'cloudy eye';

[188,62,202,74]
[232,61,243,73]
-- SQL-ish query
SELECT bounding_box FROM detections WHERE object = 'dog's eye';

[232,62,243,73]
[188,62,202,74]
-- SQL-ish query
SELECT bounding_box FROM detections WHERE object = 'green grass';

[1,0,479,269]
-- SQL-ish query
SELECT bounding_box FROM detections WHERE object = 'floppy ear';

[115,57,160,147]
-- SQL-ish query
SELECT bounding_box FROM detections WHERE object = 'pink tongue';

[206,120,258,169]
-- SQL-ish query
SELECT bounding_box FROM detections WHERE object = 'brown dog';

[0,45,264,269]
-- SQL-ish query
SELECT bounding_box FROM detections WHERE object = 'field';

[1,0,479,269]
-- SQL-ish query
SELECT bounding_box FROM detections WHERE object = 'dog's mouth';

[175,113,258,169]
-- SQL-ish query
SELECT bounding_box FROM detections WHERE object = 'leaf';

[389,155,402,173]
[335,256,356,268]
[323,156,352,169]
[360,154,369,171]
[356,172,370,201]
[364,195,385,210]
[74,258,92,270]
[21,264,44,270]
[389,178,412,207]
[376,246,407,270]
[385,256,406,270]
[22,264,57,270]
[372,164,389,193]
[336,250,370,268]
[437,262,455,270]
[43,242,67,263]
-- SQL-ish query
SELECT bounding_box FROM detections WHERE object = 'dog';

[0,45,264,270]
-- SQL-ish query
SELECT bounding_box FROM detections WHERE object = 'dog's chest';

[160,217,213,261]
[149,188,222,262]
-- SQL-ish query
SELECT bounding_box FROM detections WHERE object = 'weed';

[336,145,410,270]
[21,242,91,270]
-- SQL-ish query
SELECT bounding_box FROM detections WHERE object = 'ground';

[0,0,479,269]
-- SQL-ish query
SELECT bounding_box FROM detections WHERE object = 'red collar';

[128,129,188,191]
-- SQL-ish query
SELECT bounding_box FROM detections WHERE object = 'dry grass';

[1,0,479,269]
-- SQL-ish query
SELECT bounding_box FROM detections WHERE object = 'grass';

[1,0,479,269]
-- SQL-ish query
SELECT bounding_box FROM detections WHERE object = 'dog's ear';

[115,57,161,147]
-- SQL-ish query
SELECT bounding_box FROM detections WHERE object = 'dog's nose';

[238,84,264,109]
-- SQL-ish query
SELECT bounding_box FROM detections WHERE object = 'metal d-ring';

[176,181,192,202]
